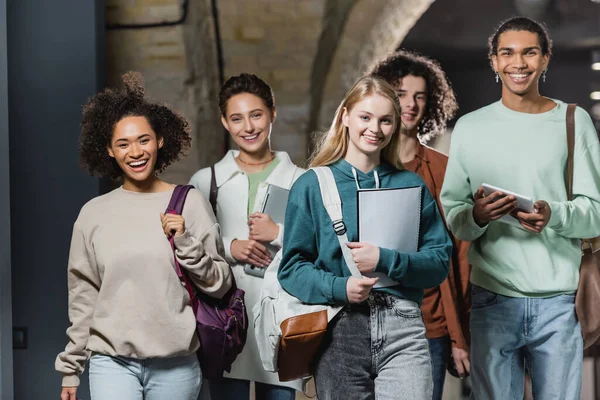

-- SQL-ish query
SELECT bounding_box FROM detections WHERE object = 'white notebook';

[357,186,422,288]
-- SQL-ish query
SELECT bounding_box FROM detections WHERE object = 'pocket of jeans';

[471,285,498,310]
[391,299,421,318]
[554,293,576,303]
[334,305,349,320]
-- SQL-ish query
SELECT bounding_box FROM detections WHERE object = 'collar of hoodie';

[351,167,379,190]
[330,159,391,190]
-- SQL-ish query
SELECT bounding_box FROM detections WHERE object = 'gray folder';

[245,184,290,278]
[357,186,422,288]
[260,184,290,224]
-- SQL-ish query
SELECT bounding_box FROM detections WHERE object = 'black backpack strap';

[209,165,218,216]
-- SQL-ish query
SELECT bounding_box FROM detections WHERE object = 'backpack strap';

[166,185,194,215]
[312,167,361,277]
[566,104,600,252]
[209,165,218,216]
[166,185,196,298]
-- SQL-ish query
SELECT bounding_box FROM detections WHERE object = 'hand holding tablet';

[472,184,519,227]
[478,184,550,232]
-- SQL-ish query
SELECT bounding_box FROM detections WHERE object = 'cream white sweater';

[55,186,232,387]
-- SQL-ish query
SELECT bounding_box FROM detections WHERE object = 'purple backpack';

[166,184,248,380]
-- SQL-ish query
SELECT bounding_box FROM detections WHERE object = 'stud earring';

[495,71,499,83]
[542,69,547,83]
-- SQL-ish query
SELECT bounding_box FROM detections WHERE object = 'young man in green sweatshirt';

[440,17,600,400]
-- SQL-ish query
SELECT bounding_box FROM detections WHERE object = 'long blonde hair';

[309,75,403,170]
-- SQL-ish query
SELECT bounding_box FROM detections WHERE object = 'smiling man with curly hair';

[370,50,470,400]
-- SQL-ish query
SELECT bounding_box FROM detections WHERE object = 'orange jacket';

[404,142,471,351]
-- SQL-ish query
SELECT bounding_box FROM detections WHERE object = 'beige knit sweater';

[55,186,232,387]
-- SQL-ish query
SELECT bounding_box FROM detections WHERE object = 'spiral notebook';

[357,186,422,288]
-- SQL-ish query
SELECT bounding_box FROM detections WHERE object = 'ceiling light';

[593,50,600,70]
[591,91,600,100]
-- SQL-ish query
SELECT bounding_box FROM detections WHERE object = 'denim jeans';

[89,353,201,400]
[208,377,295,400]
[428,336,450,400]
[470,285,582,400]
[314,292,432,400]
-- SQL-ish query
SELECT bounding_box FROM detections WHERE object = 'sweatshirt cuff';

[222,236,237,264]
[374,247,396,275]
[173,230,194,248]
[548,201,564,230]
[62,373,80,387]
[466,206,488,236]
[173,230,204,259]
[332,276,349,304]
[269,223,284,248]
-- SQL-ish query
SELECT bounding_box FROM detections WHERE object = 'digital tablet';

[481,183,535,228]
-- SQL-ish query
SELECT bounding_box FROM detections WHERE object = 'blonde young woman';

[278,76,452,400]
[189,73,303,400]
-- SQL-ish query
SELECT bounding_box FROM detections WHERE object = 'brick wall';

[216,0,325,165]
[105,0,434,182]
[105,0,222,184]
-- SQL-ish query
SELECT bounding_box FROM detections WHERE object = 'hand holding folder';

[245,184,290,278]
[357,186,422,288]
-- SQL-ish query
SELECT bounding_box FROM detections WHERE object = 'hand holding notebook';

[245,184,290,278]
[357,186,422,288]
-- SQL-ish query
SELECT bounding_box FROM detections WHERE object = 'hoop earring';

[542,69,547,83]
[494,71,499,83]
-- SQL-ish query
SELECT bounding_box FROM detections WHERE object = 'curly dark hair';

[218,73,275,117]
[369,49,458,142]
[488,17,553,61]
[79,71,191,180]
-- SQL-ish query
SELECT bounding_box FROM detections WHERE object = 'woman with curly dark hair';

[370,50,470,400]
[55,72,232,400]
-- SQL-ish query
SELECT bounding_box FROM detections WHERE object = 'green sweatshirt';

[440,100,600,297]
[278,159,452,306]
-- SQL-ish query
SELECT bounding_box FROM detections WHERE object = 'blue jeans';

[208,377,295,400]
[89,353,201,400]
[428,336,450,400]
[314,292,432,400]
[470,285,582,400]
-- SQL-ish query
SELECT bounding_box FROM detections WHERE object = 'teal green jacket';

[278,159,452,306]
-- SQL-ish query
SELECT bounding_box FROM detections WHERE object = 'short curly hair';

[369,50,458,142]
[79,71,191,180]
